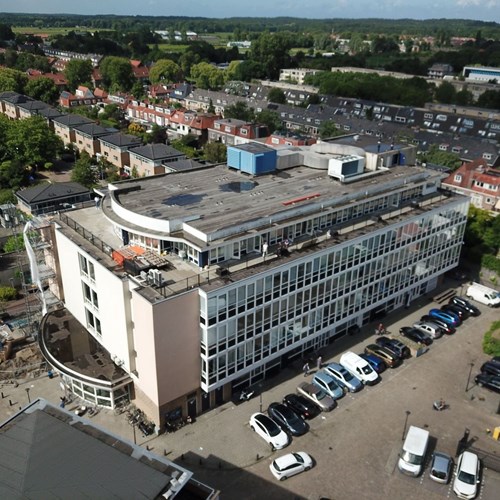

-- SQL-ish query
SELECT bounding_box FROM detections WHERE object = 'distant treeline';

[2,13,500,39]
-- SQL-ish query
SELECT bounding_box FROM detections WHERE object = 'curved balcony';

[39,308,131,408]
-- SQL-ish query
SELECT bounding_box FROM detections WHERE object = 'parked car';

[412,321,443,339]
[420,315,456,334]
[400,326,433,346]
[428,308,461,327]
[324,362,363,392]
[364,344,401,368]
[340,351,379,385]
[375,336,411,359]
[429,451,454,484]
[474,373,500,393]
[312,371,345,400]
[442,303,469,321]
[282,394,320,420]
[268,402,309,436]
[359,353,386,373]
[249,412,290,450]
[466,282,500,307]
[453,451,480,499]
[480,360,500,377]
[269,451,313,481]
[296,382,336,412]
[449,296,481,317]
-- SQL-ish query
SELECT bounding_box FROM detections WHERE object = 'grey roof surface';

[129,143,185,161]
[99,132,143,148]
[52,114,94,127]
[16,182,91,204]
[0,406,177,499]
[73,122,115,137]
[38,107,64,119]
[16,100,50,112]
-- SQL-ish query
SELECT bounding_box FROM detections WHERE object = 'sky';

[0,0,498,23]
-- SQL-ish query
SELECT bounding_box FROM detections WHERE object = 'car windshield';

[261,417,281,437]
[292,453,304,464]
[402,451,424,465]
[327,380,339,391]
[458,470,476,485]
[341,369,353,381]
[315,388,328,400]
[432,469,447,480]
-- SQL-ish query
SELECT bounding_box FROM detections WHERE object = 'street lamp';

[465,362,475,392]
[25,387,31,404]
[402,410,411,441]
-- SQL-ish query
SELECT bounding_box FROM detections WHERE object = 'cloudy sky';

[0,0,498,22]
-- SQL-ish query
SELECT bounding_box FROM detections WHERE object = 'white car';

[453,451,480,499]
[269,451,313,481]
[339,351,379,385]
[249,412,289,450]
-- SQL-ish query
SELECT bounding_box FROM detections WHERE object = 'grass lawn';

[152,43,190,52]
[12,26,112,36]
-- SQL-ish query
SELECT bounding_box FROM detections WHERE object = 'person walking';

[316,355,322,371]
[303,362,310,377]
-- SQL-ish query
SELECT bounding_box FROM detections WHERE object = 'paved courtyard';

[1,281,499,499]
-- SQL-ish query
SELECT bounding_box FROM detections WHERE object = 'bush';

[482,254,500,275]
[482,321,500,356]
[0,286,17,301]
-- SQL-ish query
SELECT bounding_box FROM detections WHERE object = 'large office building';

[28,140,469,430]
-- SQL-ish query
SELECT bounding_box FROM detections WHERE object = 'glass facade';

[199,199,468,391]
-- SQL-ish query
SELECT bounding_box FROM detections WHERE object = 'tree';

[128,122,146,138]
[255,110,282,134]
[0,67,28,93]
[100,56,135,92]
[7,116,62,169]
[3,234,25,253]
[64,59,93,91]
[24,77,59,104]
[190,62,225,90]
[267,87,286,104]
[420,144,461,170]
[434,81,456,104]
[149,59,182,84]
[319,120,342,139]
[455,89,473,106]
[71,152,98,188]
[203,142,227,163]
[224,101,255,122]
[249,32,292,80]
[0,160,29,190]
[477,90,500,110]
[0,286,17,302]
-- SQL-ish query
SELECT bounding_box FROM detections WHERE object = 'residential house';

[0,92,33,120]
[16,181,93,216]
[128,143,186,177]
[207,118,269,145]
[442,158,500,212]
[16,99,51,119]
[428,63,454,79]
[37,106,64,129]
[59,86,102,108]
[73,123,115,157]
[131,60,150,84]
[98,132,143,172]
[265,132,317,147]
[52,114,94,146]
[279,68,320,85]
[126,99,173,127]
[168,109,218,142]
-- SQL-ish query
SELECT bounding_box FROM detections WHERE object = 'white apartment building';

[29,142,469,431]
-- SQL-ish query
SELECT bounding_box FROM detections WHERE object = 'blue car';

[429,308,461,327]
[359,353,386,373]
[312,371,345,400]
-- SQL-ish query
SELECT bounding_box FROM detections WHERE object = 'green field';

[150,43,190,52]
[12,26,112,36]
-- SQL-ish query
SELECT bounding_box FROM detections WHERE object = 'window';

[79,254,95,282]
[86,308,101,336]
[454,174,462,183]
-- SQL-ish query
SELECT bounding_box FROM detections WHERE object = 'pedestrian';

[303,362,310,377]
[377,323,385,335]
[316,355,322,371]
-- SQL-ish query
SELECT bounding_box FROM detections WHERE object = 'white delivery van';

[339,351,379,385]
[398,425,430,476]
[466,282,500,307]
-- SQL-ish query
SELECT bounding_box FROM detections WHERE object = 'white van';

[339,351,379,385]
[398,425,430,476]
[466,282,500,307]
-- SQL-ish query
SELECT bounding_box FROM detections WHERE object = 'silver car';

[429,451,453,484]
[296,382,336,412]
[412,321,443,339]
[324,362,363,392]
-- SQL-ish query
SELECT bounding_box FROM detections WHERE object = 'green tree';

[100,56,135,92]
[434,81,456,104]
[224,101,255,122]
[190,62,225,90]
[0,286,17,302]
[71,152,98,188]
[319,120,342,139]
[455,88,473,106]
[24,77,59,104]
[267,87,286,104]
[3,234,25,253]
[225,60,241,82]
[255,109,282,134]
[420,144,461,170]
[477,90,500,110]
[249,32,292,80]
[0,67,28,92]
[64,59,93,91]
[0,160,29,190]
[7,116,61,169]
[149,59,182,84]
[203,142,227,163]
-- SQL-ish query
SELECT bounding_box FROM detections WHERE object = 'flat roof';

[109,163,433,239]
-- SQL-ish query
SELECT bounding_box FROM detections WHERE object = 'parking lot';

[1,282,499,499]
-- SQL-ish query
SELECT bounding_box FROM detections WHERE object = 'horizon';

[0,0,498,24]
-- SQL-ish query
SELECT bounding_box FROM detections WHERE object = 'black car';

[268,402,309,436]
[282,393,320,420]
[449,296,481,317]
[475,373,500,393]
[375,336,411,359]
[399,326,433,346]
[420,315,456,335]
[441,303,469,321]
[481,361,500,377]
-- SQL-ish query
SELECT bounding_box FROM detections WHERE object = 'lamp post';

[402,410,411,441]
[465,362,474,392]
[25,387,31,404]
